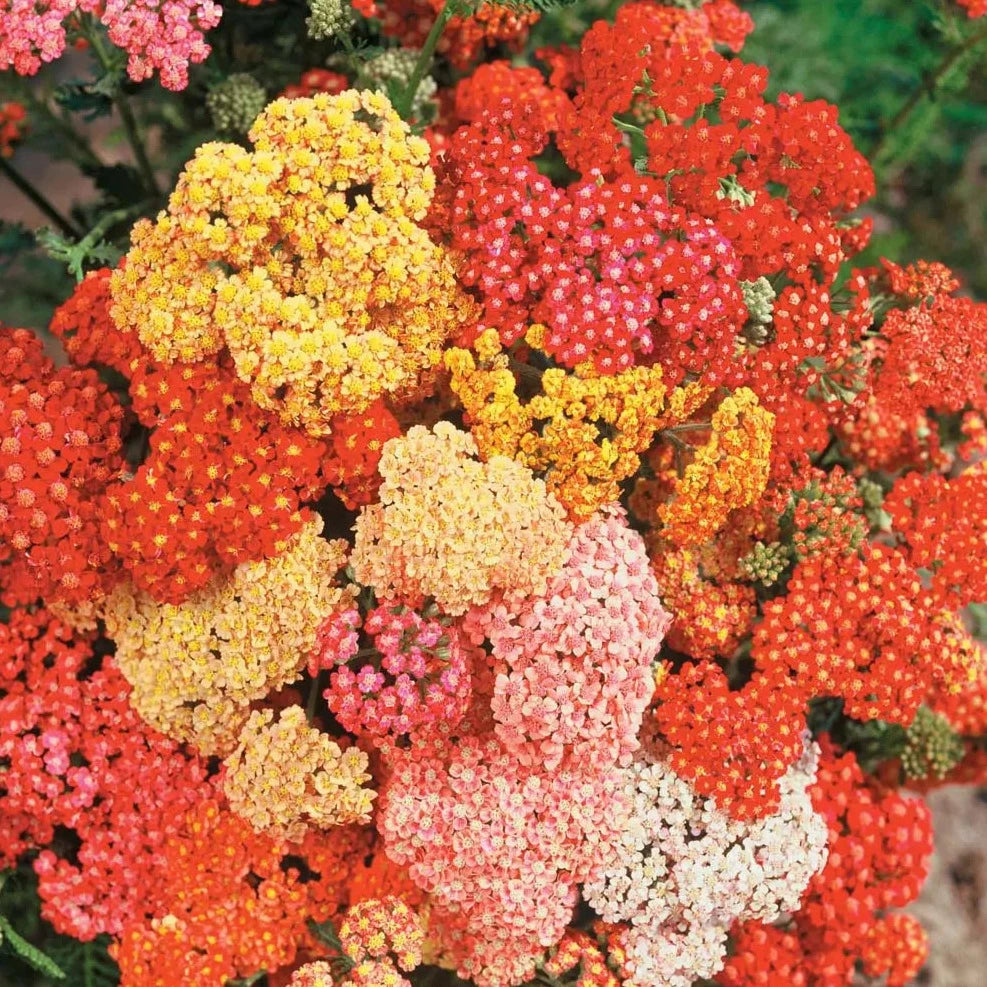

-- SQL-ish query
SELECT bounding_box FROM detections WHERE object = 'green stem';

[84,18,161,197]
[394,0,456,119]
[663,421,712,434]
[0,157,81,238]
[26,87,105,171]
[870,24,987,168]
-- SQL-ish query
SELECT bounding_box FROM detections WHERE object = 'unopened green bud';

[901,706,964,780]
[207,74,267,135]
[740,541,790,587]
[307,0,355,40]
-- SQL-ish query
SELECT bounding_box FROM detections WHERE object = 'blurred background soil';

[908,788,987,987]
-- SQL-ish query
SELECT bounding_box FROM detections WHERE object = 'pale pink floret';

[378,736,627,987]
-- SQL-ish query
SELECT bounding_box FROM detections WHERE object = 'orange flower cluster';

[111,90,476,435]
[445,326,709,520]
[113,799,370,985]
[102,358,331,602]
[657,388,773,546]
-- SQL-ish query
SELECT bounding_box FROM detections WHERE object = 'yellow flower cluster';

[351,421,572,616]
[444,327,710,520]
[111,90,477,435]
[658,387,774,547]
[223,705,374,841]
[103,518,355,754]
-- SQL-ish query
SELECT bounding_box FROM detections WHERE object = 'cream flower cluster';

[223,705,374,840]
[584,739,829,986]
[352,422,572,616]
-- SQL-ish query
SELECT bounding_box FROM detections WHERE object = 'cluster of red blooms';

[282,68,349,100]
[0,100,26,156]
[0,609,213,939]
[0,327,123,605]
[5,2,987,987]
[323,400,402,510]
[651,661,806,819]
[370,0,538,69]
[752,544,971,726]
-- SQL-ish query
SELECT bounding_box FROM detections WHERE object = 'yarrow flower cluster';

[583,741,828,987]
[103,517,354,754]
[0,0,222,89]
[0,326,123,606]
[223,705,374,840]
[4,2,987,986]
[111,91,476,436]
[315,604,472,742]
[351,421,572,616]
[463,508,671,771]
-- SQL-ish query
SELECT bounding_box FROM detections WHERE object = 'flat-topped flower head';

[111,90,477,435]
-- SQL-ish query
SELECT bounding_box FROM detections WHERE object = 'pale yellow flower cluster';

[351,421,572,616]
[223,705,374,841]
[111,90,476,435]
[103,518,355,754]
[658,387,774,547]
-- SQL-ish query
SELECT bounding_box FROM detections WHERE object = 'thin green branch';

[393,0,457,119]
[870,24,987,168]
[81,17,162,197]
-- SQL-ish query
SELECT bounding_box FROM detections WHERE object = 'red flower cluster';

[282,68,349,99]
[885,467,987,609]
[439,108,744,377]
[323,399,402,510]
[375,0,538,69]
[0,326,123,605]
[102,357,329,603]
[49,267,143,377]
[0,609,213,939]
[651,661,807,819]
[753,544,970,725]
[718,744,933,987]
[0,100,27,156]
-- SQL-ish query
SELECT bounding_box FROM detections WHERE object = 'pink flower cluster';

[315,605,472,742]
[442,107,745,377]
[378,736,626,987]
[463,508,672,771]
[0,0,222,90]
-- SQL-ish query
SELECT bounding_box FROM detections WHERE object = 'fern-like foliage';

[0,916,65,981]
[42,934,119,987]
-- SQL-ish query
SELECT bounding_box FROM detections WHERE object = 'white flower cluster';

[584,738,829,986]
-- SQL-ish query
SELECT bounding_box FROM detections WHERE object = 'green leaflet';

[0,916,65,981]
